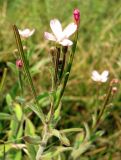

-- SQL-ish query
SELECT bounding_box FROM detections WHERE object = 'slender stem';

[13,25,45,124]
[36,124,50,160]
[59,52,66,81]
[18,70,23,95]
[93,85,112,130]
[54,31,78,109]
[54,47,60,87]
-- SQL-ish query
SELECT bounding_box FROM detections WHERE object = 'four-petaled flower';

[18,28,35,38]
[44,19,77,46]
[91,70,109,83]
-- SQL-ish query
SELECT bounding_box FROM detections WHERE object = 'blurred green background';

[0,0,121,159]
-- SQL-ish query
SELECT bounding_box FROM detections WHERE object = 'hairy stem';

[36,124,50,160]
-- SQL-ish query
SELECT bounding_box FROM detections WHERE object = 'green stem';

[36,124,50,160]
[18,70,23,95]
[59,51,66,81]
[54,47,60,87]
[55,31,79,109]
[13,25,45,124]
[93,85,112,130]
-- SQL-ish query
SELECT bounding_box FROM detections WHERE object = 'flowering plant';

[1,6,118,160]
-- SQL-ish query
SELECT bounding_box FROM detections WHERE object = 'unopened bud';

[73,9,80,24]
[110,79,119,86]
[16,59,23,68]
[111,87,118,94]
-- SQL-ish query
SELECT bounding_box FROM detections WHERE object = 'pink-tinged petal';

[18,28,35,38]
[50,19,63,39]
[100,70,109,82]
[101,70,109,78]
[100,77,108,82]
[59,39,73,46]
[91,70,101,82]
[63,23,77,38]
[44,32,56,41]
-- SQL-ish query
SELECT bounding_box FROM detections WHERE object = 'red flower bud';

[73,9,80,24]
[16,59,23,68]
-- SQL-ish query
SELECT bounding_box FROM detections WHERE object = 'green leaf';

[53,102,62,125]
[0,68,7,93]
[14,151,22,160]
[25,118,35,136]
[7,62,18,75]
[10,119,23,140]
[0,144,12,157]
[26,144,37,160]
[23,136,41,145]
[83,122,90,141]
[25,119,37,159]
[6,94,13,106]
[26,103,44,121]
[30,58,50,75]
[13,103,23,121]
[37,92,50,107]
[41,146,73,159]
[71,141,91,159]
[51,129,70,146]
[37,92,49,101]
[60,128,83,133]
[0,113,13,120]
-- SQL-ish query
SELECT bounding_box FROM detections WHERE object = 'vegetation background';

[0,0,121,159]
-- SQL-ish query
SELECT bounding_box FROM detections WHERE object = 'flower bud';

[73,9,80,24]
[110,78,119,86]
[111,87,118,94]
[16,59,23,68]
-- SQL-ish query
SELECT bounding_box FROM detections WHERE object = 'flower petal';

[18,28,35,38]
[100,77,108,82]
[44,32,56,41]
[60,39,73,46]
[50,19,63,40]
[29,29,35,36]
[101,70,109,78]
[63,23,77,38]
[100,70,109,82]
[91,70,101,82]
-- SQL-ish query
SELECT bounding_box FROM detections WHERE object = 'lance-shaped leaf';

[0,113,13,120]
[23,136,41,145]
[71,141,92,159]
[50,129,70,146]
[41,146,73,159]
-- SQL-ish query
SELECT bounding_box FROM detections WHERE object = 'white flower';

[44,19,77,46]
[91,70,109,83]
[18,28,35,38]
